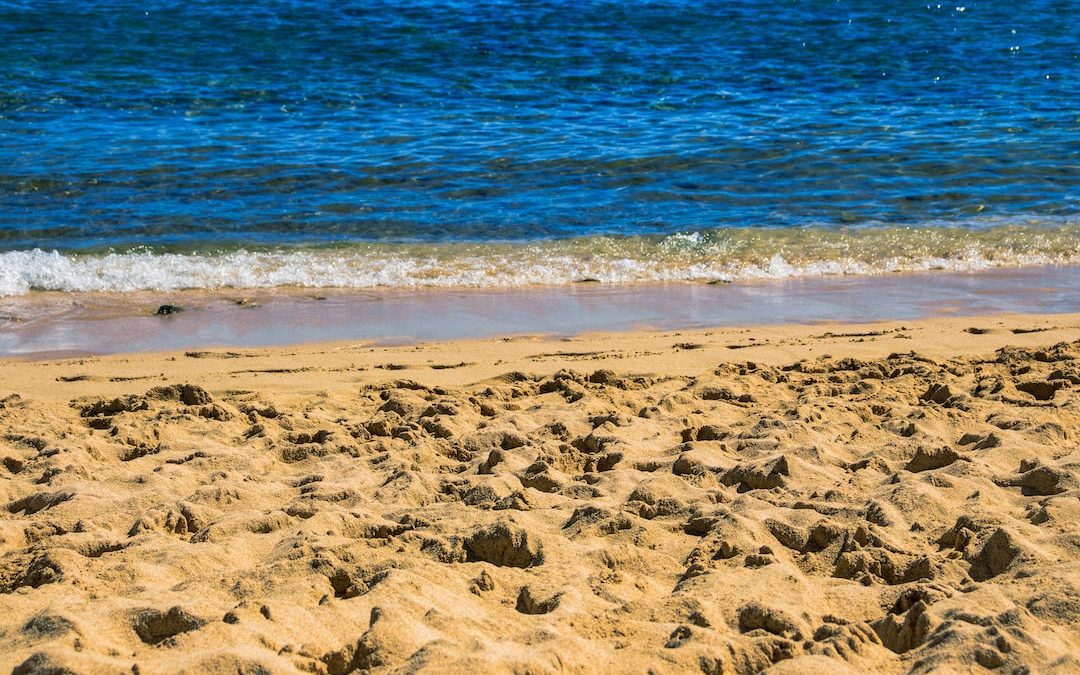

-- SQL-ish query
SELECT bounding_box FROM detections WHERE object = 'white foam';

[0,231,1077,297]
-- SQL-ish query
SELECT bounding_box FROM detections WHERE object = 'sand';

[1,312,1079,674]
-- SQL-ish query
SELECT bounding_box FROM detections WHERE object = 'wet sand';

[1,312,1079,673]
[2,264,1079,357]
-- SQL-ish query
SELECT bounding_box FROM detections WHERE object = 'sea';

[1,0,1078,296]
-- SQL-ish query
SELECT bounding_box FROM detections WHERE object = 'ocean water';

[1,0,1078,295]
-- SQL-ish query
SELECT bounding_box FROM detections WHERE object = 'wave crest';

[1,224,1078,296]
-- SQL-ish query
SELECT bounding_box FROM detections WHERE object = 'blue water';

[0,0,1078,293]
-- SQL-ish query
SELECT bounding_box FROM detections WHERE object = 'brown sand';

[1,312,1079,674]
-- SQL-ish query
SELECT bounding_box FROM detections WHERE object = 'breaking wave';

[1,223,1078,297]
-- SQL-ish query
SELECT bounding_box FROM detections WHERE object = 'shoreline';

[2,263,1079,358]
[3,223,1078,297]
[3,311,1078,402]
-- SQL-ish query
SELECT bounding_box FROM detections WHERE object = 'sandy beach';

[6,0,1080,671]
[1,311,1078,673]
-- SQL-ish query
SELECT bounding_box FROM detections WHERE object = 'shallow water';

[1,1,1078,294]
[1,222,1079,295]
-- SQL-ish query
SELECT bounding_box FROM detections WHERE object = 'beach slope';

[2,313,1079,673]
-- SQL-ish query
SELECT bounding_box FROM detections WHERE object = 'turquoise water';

[1,1,1078,293]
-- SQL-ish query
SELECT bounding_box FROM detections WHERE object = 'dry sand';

[1,312,1079,674]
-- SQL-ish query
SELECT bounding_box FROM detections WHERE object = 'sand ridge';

[1,314,1079,673]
